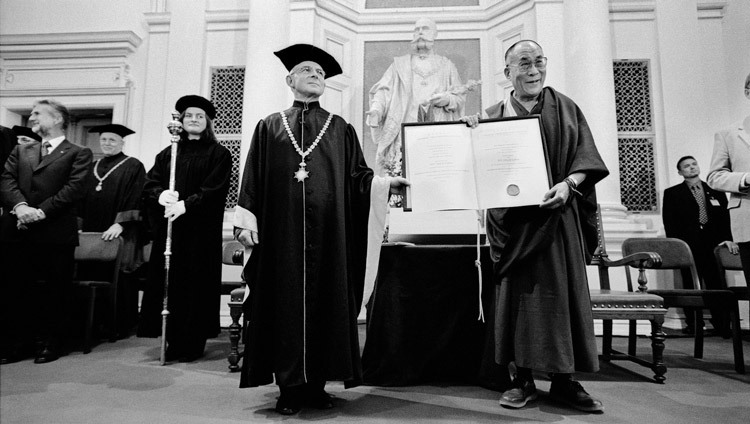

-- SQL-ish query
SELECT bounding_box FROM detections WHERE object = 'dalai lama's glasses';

[507,57,548,73]
[292,65,326,78]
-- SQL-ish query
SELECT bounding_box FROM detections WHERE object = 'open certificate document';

[401,116,552,212]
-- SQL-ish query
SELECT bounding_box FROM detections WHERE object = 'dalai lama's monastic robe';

[138,136,231,356]
[235,101,390,389]
[79,152,146,273]
[485,87,609,373]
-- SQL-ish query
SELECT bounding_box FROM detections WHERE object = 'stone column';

[563,0,626,218]
[239,0,292,167]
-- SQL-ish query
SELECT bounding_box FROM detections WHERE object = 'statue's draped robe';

[369,54,465,169]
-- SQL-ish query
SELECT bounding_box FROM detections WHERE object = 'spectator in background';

[0,99,92,364]
[663,155,736,336]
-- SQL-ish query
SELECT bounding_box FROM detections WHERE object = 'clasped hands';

[15,204,45,229]
[159,190,186,222]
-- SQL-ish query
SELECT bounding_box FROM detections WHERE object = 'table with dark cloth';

[362,243,510,389]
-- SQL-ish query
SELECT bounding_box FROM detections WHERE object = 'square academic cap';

[175,95,217,120]
[274,44,342,79]
[88,124,135,138]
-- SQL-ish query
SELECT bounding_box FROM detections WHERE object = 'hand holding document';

[401,116,551,212]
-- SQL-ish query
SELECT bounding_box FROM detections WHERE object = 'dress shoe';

[177,352,204,363]
[498,376,537,409]
[2,343,31,365]
[275,395,302,415]
[1,350,23,365]
[549,378,603,412]
[275,386,303,415]
[305,389,334,409]
[34,346,59,364]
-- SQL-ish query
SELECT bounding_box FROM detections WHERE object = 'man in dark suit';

[0,99,93,364]
[662,155,737,336]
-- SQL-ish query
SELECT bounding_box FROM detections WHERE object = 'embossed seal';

[507,184,520,196]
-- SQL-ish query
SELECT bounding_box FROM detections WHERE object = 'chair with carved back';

[713,243,749,345]
[623,237,745,374]
[222,240,246,372]
[589,206,668,383]
[73,232,123,354]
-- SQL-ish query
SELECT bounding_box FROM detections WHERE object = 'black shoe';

[177,352,203,363]
[498,376,537,409]
[1,343,30,365]
[275,387,303,415]
[34,346,59,364]
[306,389,334,410]
[549,379,603,412]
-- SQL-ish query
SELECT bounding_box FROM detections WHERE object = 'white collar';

[42,135,65,152]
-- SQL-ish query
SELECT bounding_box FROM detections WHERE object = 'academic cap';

[88,124,135,138]
[175,95,216,120]
[274,44,342,79]
[11,125,42,142]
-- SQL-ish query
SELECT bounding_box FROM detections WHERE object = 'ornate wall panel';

[614,59,657,212]
[210,66,245,208]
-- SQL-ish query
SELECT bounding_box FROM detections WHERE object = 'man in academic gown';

[233,44,409,415]
[464,40,609,413]
[0,99,93,364]
[78,124,147,334]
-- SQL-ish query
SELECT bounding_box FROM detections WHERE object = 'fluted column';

[563,0,626,217]
[239,0,292,168]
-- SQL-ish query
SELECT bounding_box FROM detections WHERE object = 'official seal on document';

[507,184,520,196]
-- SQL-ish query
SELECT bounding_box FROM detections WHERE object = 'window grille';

[219,138,241,209]
[613,60,657,211]
[210,67,245,135]
[618,137,657,212]
[210,66,245,209]
[613,60,653,132]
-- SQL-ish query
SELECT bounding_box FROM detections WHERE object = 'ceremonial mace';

[161,111,183,365]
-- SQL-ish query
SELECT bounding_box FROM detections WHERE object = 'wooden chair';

[589,207,668,383]
[714,244,749,336]
[623,237,745,374]
[73,232,123,354]
[222,240,246,372]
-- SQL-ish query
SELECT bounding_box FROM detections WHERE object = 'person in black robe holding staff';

[78,124,147,335]
[137,95,232,363]
[233,44,409,415]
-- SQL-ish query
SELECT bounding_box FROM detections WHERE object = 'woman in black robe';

[137,95,232,362]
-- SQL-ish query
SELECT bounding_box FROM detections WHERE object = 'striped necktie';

[41,141,51,157]
[690,185,708,225]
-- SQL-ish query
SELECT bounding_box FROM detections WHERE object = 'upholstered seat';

[588,208,668,383]
[73,232,123,354]
[714,244,749,325]
[624,237,745,374]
